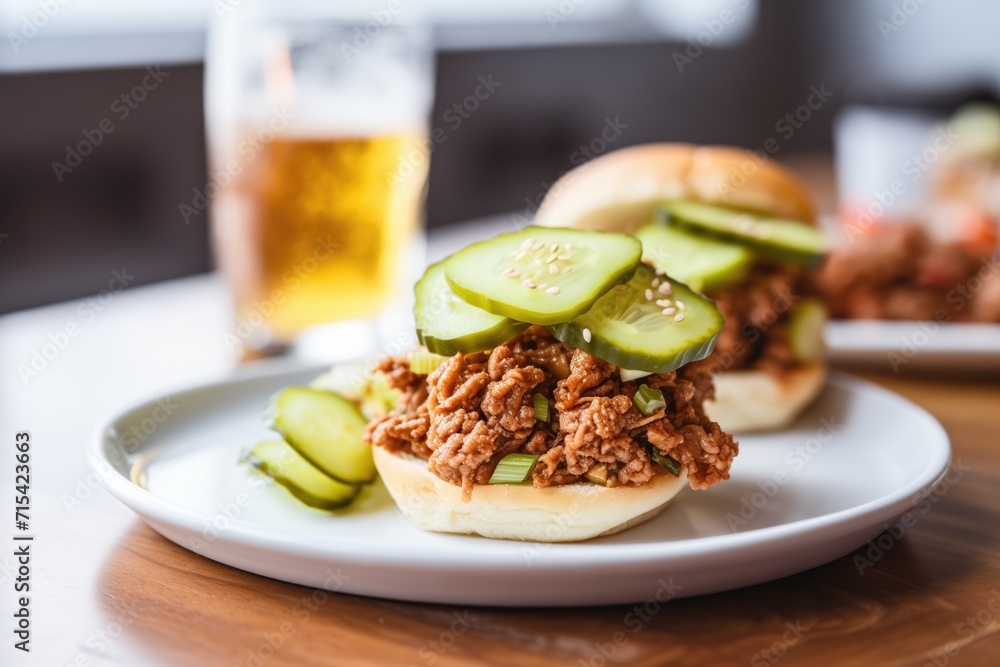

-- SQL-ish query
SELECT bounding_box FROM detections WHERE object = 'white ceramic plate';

[824,320,1000,373]
[91,363,951,607]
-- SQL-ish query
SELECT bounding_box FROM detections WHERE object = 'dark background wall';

[1,0,997,313]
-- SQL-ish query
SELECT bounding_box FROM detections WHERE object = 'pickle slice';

[789,297,828,363]
[246,440,361,510]
[663,201,824,263]
[267,387,376,484]
[444,227,642,326]
[415,261,527,355]
[636,222,752,292]
[548,264,724,373]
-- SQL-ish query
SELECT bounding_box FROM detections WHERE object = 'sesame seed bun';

[373,447,687,542]
[533,143,816,233]
[533,143,825,433]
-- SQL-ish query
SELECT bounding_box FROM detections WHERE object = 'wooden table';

[3,221,999,667]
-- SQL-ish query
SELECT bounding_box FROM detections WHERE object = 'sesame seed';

[674,313,685,322]
[538,283,547,290]
[550,243,559,252]
[652,278,660,287]
[658,282,672,294]
[676,301,686,310]
[656,299,672,307]
[546,253,558,263]
[506,272,520,279]
[522,279,536,289]
[645,288,654,301]
[546,286,560,295]
[522,238,534,250]
[515,251,527,261]
[582,328,592,343]
[557,253,571,261]
[502,266,516,276]
[655,268,665,276]
[662,308,675,316]
[614,284,628,292]
[532,240,545,250]
[549,264,560,275]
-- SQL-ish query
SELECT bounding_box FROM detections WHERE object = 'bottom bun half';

[705,362,827,433]
[373,447,688,542]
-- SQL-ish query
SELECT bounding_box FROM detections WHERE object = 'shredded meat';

[362,327,738,499]
[703,262,815,375]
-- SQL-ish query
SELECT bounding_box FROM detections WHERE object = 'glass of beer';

[205,2,433,360]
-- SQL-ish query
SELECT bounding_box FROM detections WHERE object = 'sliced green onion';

[648,448,682,476]
[619,368,654,382]
[488,453,539,484]
[533,393,550,423]
[633,384,666,416]
[584,463,608,486]
[409,351,449,375]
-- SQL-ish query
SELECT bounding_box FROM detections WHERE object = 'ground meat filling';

[704,262,814,375]
[363,327,738,498]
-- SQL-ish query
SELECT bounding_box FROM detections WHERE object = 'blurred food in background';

[821,102,1000,322]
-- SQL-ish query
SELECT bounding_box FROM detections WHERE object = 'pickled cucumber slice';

[789,297,827,363]
[267,387,376,484]
[444,227,642,326]
[663,201,824,263]
[246,440,361,510]
[636,223,752,292]
[548,265,724,373]
[415,261,527,355]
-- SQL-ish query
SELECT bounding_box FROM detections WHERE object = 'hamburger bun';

[533,143,816,233]
[705,363,826,432]
[373,447,687,542]
[533,143,824,433]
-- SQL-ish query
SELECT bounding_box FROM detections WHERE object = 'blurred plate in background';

[825,320,1000,373]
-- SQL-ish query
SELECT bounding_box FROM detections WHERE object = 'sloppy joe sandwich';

[362,226,737,542]
[534,143,828,432]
